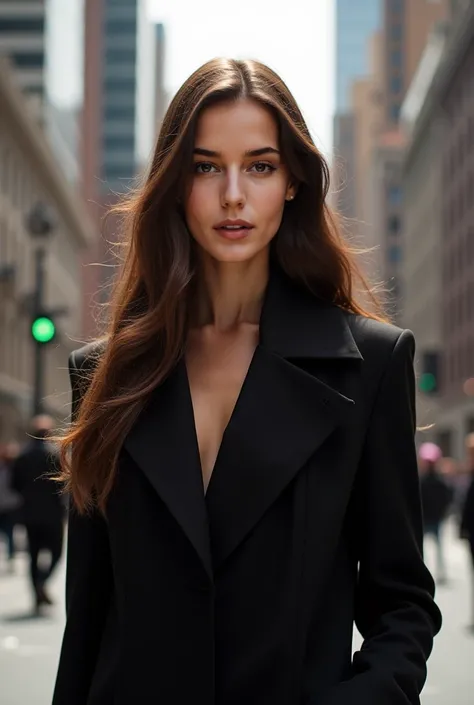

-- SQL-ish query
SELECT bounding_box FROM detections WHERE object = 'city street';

[1,522,474,704]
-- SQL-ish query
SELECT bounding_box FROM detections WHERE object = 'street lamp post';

[27,203,55,417]
[32,246,46,415]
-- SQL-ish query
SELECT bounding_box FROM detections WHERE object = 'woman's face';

[184,98,295,264]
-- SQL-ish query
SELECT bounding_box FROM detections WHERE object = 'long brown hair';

[58,58,385,513]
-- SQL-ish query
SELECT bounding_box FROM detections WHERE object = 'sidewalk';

[0,531,65,705]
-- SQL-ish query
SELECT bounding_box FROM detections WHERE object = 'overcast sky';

[148,0,335,156]
[46,0,335,156]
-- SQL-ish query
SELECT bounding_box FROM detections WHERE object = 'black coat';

[52,270,441,705]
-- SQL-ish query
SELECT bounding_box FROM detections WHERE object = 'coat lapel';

[205,346,356,568]
[123,360,213,580]
[205,267,363,569]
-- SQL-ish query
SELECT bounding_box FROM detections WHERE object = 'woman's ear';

[285,181,298,201]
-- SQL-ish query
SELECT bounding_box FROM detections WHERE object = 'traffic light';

[419,351,440,395]
[31,314,56,344]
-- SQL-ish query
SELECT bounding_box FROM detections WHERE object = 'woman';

[53,59,441,705]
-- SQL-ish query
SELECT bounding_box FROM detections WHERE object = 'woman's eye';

[194,162,217,174]
[194,161,276,174]
[250,162,276,174]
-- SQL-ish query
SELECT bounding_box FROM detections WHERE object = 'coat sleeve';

[321,330,442,705]
[52,351,113,705]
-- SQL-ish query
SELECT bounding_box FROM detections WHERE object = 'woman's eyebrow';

[193,147,281,157]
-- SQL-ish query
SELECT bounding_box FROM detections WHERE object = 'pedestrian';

[52,58,441,705]
[0,442,22,572]
[460,433,474,631]
[12,415,65,612]
[418,442,453,585]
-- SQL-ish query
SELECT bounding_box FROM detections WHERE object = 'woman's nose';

[221,170,246,208]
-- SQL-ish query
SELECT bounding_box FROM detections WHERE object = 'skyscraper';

[81,0,156,337]
[88,0,155,197]
[332,0,381,219]
[335,0,381,112]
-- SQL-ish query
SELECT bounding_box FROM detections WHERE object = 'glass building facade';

[335,0,381,111]
[101,0,138,192]
[100,0,155,193]
[0,0,47,114]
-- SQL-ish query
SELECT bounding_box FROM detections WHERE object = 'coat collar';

[123,266,362,582]
[259,265,363,361]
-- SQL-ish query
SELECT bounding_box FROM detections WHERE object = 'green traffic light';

[419,372,436,393]
[32,316,55,343]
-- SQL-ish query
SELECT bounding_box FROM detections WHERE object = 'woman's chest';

[185,327,258,491]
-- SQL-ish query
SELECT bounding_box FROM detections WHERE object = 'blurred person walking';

[461,434,474,631]
[0,442,22,572]
[12,415,65,612]
[452,434,474,519]
[419,443,453,585]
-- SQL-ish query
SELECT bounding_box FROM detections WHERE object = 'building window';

[104,105,136,120]
[102,164,134,178]
[388,215,401,235]
[388,245,402,264]
[390,76,402,94]
[391,24,402,41]
[11,52,44,69]
[0,19,45,33]
[106,19,137,34]
[103,136,135,151]
[387,185,402,205]
[390,49,402,68]
[105,48,136,63]
[25,85,44,95]
[390,103,401,122]
[103,78,136,92]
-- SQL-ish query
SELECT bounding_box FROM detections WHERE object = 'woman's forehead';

[194,99,279,152]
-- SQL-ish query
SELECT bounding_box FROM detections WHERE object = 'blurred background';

[0,0,473,703]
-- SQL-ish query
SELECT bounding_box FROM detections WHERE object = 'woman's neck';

[192,251,269,332]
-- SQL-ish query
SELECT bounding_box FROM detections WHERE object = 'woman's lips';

[215,226,253,240]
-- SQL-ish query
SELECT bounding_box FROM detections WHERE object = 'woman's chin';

[200,241,270,264]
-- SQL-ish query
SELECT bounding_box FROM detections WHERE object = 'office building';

[0,0,47,118]
[367,0,449,319]
[400,1,474,457]
[332,0,380,219]
[81,0,156,337]
[0,58,93,438]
